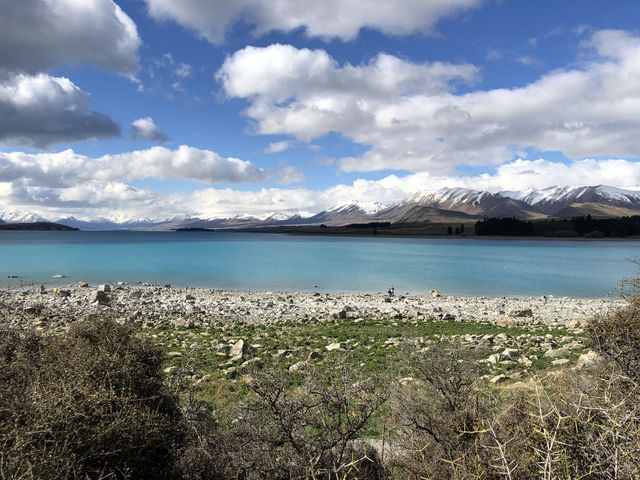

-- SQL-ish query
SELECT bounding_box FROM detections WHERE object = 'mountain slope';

[503,185,640,216]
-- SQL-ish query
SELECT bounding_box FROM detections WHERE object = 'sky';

[2,0,640,221]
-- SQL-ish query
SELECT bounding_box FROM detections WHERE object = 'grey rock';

[544,348,570,358]
[92,290,110,305]
[490,374,509,384]
[575,350,601,369]
[230,339,249,359]
[289,361,308,373]
[325,342,343,352]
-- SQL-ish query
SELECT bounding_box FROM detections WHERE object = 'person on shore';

[388,286,395,296]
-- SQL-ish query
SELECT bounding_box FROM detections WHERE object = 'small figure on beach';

[387,285,395,296]
[40,284,45,294]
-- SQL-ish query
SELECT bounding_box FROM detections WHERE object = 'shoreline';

[0,284,625,331]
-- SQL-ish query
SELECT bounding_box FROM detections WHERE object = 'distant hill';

[0,222,78,231]
[3,185,640,230]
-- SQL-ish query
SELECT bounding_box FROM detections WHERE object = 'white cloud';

[3,153,640,222]
[132,117,169,143]
[515,55,539,66]
[0,0,140,76]
[276,166,306,184]
[144,0,482,43]
[0,146,269,187]
[175,63,193,78]
[0,73,120,148]
[0,0,141,148]
[216,30,640,174]
[265,140,293,154]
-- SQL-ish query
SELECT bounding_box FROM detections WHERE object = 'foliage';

[0,318,182,479]
[475,214,640,237]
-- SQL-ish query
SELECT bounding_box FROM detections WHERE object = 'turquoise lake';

[0,231,638,297]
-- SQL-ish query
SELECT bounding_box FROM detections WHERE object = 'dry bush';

[0,318,183,479]
[586,296,640,379]
[391,340,492,479]
[482,370,640,479]
[211,359,390,480]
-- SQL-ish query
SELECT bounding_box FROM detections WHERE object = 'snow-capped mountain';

[0,210,50,223]
[501,185,640,216]
[3,185,640,230]
[377,187,543,221]
[53,216,163,231]
[306,201,389,225]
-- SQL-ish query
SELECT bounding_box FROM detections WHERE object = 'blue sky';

[2,0,640,221]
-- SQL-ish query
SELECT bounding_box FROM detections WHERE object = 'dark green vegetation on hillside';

[1,288,639,478]
[475,214,640,237]
[0,221,78,231]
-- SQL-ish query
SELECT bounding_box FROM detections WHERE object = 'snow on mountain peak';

[0,210,49,223]
[331,201,388,215]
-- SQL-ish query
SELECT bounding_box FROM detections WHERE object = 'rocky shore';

[0,283,624,331]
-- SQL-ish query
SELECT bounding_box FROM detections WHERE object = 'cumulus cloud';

[0,74,120,148]
[217,30,640,174]
[144,0,482,43]
[0,146,269,187]
[0,0,140,76]
[276,166,306,184]
[0,0,141,148]
[131,117,169,143]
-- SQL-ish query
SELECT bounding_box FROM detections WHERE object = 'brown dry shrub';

[586,296,640,379]
[0,318,182,479]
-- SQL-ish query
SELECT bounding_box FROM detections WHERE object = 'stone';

[490,374,509,384]
[76,281,89,288]
[509,308,533,317]
[487,353,501,364]
[575,350,601,369]
[518,355,533,367]
[289,361,307,373]
[544,348,570,358]
[240,357,262,370]
[307,350,323,361]
[163,366,177,374]
[230,339,249,359]
[55,289,71,297]
[98,284,111,292]
[330,309,347,320]
[552,358,570,366]
[502,348,520,360]
[325,342,343,352]
[167,351,182,357]
[430,289,441,298]
[92,290,110,305]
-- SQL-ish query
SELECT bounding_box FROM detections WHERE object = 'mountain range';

[2,185,640,230]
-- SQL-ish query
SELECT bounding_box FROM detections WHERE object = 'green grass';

[140,315,585,405]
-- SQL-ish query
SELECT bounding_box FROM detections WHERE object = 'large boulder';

[92,290,110,305]
[230,339,250,360]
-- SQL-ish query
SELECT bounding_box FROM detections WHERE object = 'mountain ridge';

[3,185,640,230]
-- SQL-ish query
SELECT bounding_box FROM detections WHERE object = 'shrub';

[0,318,183,479]
[391,340,491,479]
[212,359,390,479]
[586,296,640,379]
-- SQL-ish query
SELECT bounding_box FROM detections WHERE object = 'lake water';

[0,231,638,297]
